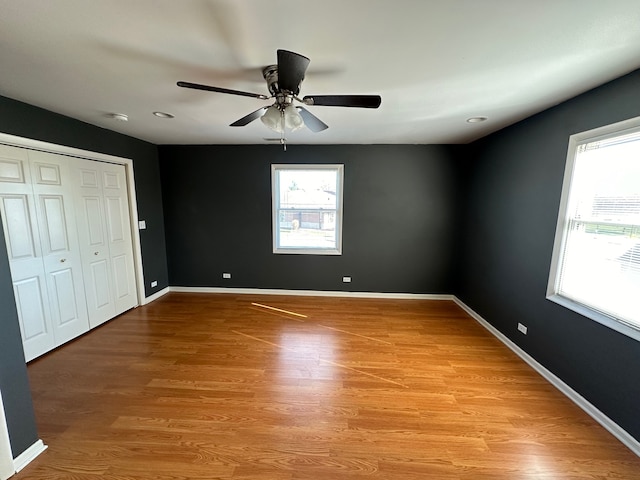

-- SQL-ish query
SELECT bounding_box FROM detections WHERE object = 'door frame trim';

[0,132,145,308]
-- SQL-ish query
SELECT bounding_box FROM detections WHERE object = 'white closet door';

[0,145,55,361]
[71,158,137,327]
[28,150,90,345]
[101,162,137,314]
[71,158,116,328]
[2,143,139,361]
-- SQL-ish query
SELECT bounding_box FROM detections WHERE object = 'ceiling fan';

[177,49,381,138]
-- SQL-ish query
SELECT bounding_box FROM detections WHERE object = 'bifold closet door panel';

[101,162,137,315]
[70,158,117,328]
[28,150,90,346]
[71,158,137,327]
[0,145,55,361]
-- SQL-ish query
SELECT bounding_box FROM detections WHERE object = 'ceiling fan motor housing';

[263,65,298,110]
[262,65,280,96]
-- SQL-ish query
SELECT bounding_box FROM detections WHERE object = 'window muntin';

[272,164,343,255]
[548,118,640,340]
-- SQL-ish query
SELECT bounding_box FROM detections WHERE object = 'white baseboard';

[452,296,640,457]
[169,286,453,301]
[13,439,47,474]
[141,286,170,305]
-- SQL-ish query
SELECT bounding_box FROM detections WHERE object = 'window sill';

[273,248,342,255]
[546,294,640,342]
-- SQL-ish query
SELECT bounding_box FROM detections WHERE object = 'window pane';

[559,220,639,324]
[278,209,338,248]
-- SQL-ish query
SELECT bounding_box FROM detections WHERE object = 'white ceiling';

[2,1,640,146]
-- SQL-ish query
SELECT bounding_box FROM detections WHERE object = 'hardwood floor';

[18,293,640,479]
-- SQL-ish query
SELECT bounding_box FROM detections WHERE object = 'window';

[272,164,344,255]
[548,117,640,340]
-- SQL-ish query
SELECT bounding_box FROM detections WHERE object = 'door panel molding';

[40,195,69,254]
[33,162,61,186]
[1,195,37,261]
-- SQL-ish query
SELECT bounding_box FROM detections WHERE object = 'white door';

[71,158,116,328]
[71,158,137,327]
[28,150,90,345]
[1,141,140,360]
[0,145,55,361]
[101,162,137,314]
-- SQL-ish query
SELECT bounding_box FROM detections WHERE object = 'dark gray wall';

[457,70,640,442]
[159,145,461,294]
[0,94,169,456]
[0,225,37,457]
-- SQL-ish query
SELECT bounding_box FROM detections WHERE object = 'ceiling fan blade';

[277,50,310,95]
[230,107,267,126]
[297,107,329,132]
[302,95,382,108]
[177,81,268,100]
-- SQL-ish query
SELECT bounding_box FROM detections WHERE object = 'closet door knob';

[60,258,66,263]
[94,251,99,255]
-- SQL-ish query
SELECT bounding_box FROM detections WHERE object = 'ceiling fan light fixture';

[284,104,304,131]
[261,103,304,133]
[261,105,284,133]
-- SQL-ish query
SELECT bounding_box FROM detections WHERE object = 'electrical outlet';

[222,273,231,279]
[151,280,157,288]
[138,220,147,230]
[517,323,528,335]
[342,276,352,283]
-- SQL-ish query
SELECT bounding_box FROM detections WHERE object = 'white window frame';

[547,116,640,342]
[271,164,344,255]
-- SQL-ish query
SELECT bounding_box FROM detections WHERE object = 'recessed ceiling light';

[153,111,174,119]
[466,116,488,123]
[106,113,128,122]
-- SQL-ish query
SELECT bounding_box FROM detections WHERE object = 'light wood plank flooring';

[18,293,640,479]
